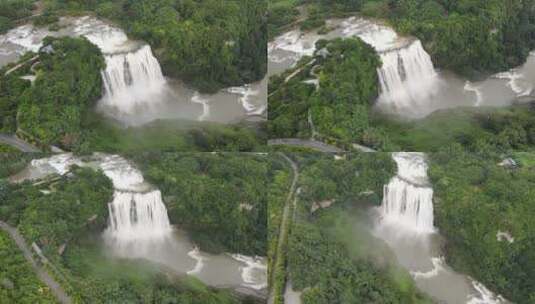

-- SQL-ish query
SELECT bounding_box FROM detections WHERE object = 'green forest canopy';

[47,0,267,93]
[429,146,535,303]
[269,0,535,77]
[130,152,268,256]
[285,153,430,304]
[0,36,104,150]
[0,159,255,303]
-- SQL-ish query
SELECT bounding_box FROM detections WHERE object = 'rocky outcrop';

[311,199,335,213]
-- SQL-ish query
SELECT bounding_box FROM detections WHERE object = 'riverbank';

[428,149,535,303]
[268,12,535,153]
[1,152,269,303]
[269,1,535,78]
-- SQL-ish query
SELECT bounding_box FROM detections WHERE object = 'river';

[9,153,268,295]
[372,153,508,304]
[0,16,266,126]
[269,16,535,119]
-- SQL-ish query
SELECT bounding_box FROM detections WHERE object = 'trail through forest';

[0,220,72,304]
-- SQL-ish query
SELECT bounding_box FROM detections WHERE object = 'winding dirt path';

[0,221,72,304]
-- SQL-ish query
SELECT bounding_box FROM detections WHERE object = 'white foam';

[0,24,45,53]
[93,154,145,191]
[268,30,318,64]
[99,44,167,115]
[71,16,131,53]
[187,247,207,275]
[392,152,430,185]
[231,254,268,290]
[464,81,484,106]
[227,85,265,115]
[340,17,400,52]
[30,153,83,176]
[191,92,210,121]
[411,257,446,279]
[467,280,507,304]
[494,70,532,97]
[379,153,435,234]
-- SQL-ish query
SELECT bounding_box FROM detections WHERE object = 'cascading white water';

[12,153,267,292]
[269,17,442,116]
[91,154,173,251]
[99,45,167,114]
[380,152,435,233]
[374,153,508,304]
[0,16,169,117]
[340,17,440,115]
[105,190,171,242]
[72,17,169,116]
[376,40,439,111]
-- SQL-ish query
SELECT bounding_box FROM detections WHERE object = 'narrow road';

[284,59,316,84]
[268,153,299,304]
[0,221,72,304]
[4,55,40,76]
[0,134,40,152]
[269,138,344,153]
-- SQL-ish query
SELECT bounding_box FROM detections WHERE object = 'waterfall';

[380,152,435,233]
[105,190,172,243]
[99,45,167,114]
[340,17,440,115]
[72,16,169,115]
[92,154,173,251]
[374,153,509,303]
[376,40,439,111]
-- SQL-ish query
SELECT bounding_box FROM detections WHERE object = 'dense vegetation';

[375,103,535,153]
[296,152,395,209]
[46,0,267,93]
[0,156,255,303]
[0,152,38,181]
[266,154,292,293]
[0,230,58,303]
[269,36,535,152]
[270,0,535,77]
[269,38,394,150]
[429,146,535,303]
[375,0,535,77]
[83,118,267,153]
[131,153,267,256]
[0,0,36,34]
[289,209,432,304]
[0,41,265,153]
[0,36,105,150]
[0,143,19,153]
[268,0,359,38]
[1,166,113,251]
[283,153,431,303]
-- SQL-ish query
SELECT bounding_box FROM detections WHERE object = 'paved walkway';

[0,134,40,152]
[268,153,299,304]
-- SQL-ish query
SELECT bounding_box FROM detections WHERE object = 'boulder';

[498,158,517,168]
[311,200,335,213]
